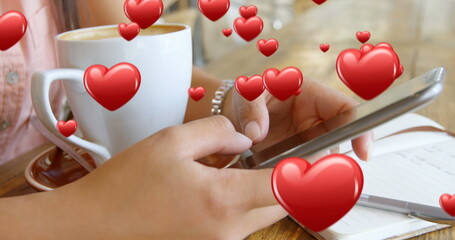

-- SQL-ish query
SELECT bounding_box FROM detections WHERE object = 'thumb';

[229,89,269,144]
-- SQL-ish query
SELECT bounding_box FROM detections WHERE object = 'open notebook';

[305,113,454,240]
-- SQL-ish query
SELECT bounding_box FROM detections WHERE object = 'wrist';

[211,79,235,116]
[218,84,237,127]
[0,190,80,239]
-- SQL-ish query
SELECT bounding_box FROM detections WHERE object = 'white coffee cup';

[31,23,192,167]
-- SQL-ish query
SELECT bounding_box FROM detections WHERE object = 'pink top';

[0,0,64,164]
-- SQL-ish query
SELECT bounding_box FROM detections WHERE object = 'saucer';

[25,146,95,191]
[25,147,239,191]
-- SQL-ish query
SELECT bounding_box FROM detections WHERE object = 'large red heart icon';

[124,0,163,29]
[233,16,263,42]
[235,75,264,101]
[198,0,230,22]
[272,154,364,232]
[0,11,27,51]
[374,43,404,79]
[84,63,141,111]
[440,193,455,216]
[56,120,78,137]
[263,67,303,101]
[336,42,403,100]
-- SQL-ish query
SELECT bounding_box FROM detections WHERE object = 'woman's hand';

[222,79,373,160]
[0,116,286,240]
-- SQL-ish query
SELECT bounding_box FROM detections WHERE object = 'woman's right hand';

[4,116,286,240]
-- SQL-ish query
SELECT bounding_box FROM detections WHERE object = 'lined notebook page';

[339,113,444,155]
[359,139,455,206]
[319,114,454,239]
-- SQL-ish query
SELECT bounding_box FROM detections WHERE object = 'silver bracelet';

[211,79,235,115]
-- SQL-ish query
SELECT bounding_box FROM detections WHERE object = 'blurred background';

[159,0,312,66]
[158,0,454,133]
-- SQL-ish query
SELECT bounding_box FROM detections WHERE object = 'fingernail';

[244,121,261,141]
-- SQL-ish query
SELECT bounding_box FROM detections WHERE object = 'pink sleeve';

[0,0,64,164]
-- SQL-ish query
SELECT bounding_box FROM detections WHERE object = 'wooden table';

[203,0,455,239]
[1,0,454,239]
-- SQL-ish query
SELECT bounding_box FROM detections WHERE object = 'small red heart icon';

[234,16,263,42]
[257,38,279,57]
[56,120,78,137]
[222,28,232,37]
[124,0,163,29]
[272,154,364,232]
[336,43,403,100]
[198,0,230,22]
[239,5,258,19]
[440,193,455,216]
[118,22,140,41]
[356,31,371,43]
[235,75,264,101]
[312,0,327,4]
[0,11,27,51]
[319,43,330,52]
[188,87,206,101]
[84,63,141,111]
[263,67,303,101]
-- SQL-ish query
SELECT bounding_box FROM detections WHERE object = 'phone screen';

[236,67,444,169]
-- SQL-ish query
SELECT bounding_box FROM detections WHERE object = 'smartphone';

[234,67,446,169]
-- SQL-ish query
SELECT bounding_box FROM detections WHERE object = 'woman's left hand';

[222,78,373,161]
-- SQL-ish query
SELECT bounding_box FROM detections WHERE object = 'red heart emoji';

[319,43,330,52]
[396,64,404,79]
[263,67,303,101]
[235,75,264,101]
[124,0,163,29]
[222,28,232,37]
[336,43,402,100]
[440,193,455,216]
[356,31,371,43]
[198,0,230,22]
[257,38,279,57]
[0,11,27,51]
[295,88,301,96]
[118,22,140,41]
[84,63,141,111]
[56,120,78,137]
[188,87,206,101]
[359,43,374,54]
[272,154,364,232]
[239,5,258,19]
[312,0,327,4]
[375,42,404,79]
[233,16,263,42]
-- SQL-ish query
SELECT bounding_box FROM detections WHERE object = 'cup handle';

[31,69,111,167]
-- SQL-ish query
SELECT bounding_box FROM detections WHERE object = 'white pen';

[357,194,455,222]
